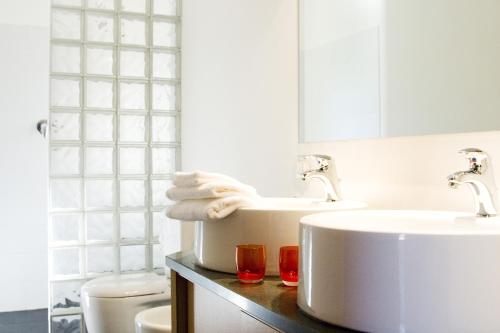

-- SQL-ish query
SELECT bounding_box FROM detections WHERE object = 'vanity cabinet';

[167,252,354,333]
[189,283,280,333]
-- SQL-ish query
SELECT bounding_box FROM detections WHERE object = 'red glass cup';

[279,245,299,287]
[235,244,266,283]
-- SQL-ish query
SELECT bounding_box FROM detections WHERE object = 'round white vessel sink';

[298,210,500,333]
[194,197,365,275]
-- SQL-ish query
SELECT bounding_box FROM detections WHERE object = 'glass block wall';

[48,0,181,331]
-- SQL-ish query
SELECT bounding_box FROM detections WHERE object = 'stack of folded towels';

[165,171,259,221]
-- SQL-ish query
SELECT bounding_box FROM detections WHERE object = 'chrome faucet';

[447,148,498,217]
[298,154,342,202]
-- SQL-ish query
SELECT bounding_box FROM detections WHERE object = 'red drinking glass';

[279,245,299,287]
[235,244,266,283]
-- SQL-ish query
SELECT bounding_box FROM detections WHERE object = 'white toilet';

[81,273,170,333]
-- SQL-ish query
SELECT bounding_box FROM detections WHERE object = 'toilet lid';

[82,273,169,298]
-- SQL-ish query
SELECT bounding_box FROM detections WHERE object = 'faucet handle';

[297,154,331,175]
[458,148,489,174]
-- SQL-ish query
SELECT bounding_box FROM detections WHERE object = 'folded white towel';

[173,171,239,188]
[166,181,257,201]
[166,196,256,221]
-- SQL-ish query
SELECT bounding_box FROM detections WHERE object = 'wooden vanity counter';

[166,251,359,333]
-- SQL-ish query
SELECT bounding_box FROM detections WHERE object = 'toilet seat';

[135,305,172,333]
[82,272,170,298]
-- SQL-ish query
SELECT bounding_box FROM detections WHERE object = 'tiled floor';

[0,309,48,333]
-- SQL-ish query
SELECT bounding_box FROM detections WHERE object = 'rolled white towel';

[173,171,239,187]
[166,196,256,221]
[166,181,258,201]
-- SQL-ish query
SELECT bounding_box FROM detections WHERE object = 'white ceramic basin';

[193,197,365,275]
[298,210,500,333]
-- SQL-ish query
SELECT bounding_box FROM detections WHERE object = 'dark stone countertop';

[165,251,360,333]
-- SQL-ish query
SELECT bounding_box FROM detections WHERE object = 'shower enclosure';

[48,0,182,331]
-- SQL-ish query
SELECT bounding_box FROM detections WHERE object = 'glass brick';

[119,82,146,110]
[152,147,176,175]
[153,0,177,16]
[152,52,176,79]
[119,147,145,175]
[87,0,114,10]
[120,49,146,77]
[152,244,163,269]
[120,245,146,271]
[86,213,114,241]
[87,246,114,274]
[50,146,81,176]
[121,17,146,45]
[51,78,80,108]
[158,217,181,254]
[86,80,114,109]
[51,281,82,311]
[120,212,146,240]
[50,113,80,141]
[120,180,145,208]
[151,179,172,207]
[121,0,146,13]
[52,0,81,6]
[86,13,114,43]
[85,179,114,209]
[51,45,80,74]
[85,113,114,142]
[51,315,81,333]
[152,211,165,239]
[153,21,176,47]
[51,248,81,276]
[50,214,81,243]
[52,9,81,40]
[51,179,81,210]
[119,115,146,142]
[85,147,114,175]
[152,83,176,110]
[152,116,176,142]
[87,46,114,75]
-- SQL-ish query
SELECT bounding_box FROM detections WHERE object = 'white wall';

[182,0,298,196]
[0,0,49,27]
[0,0,50,28]
[0,0,49,311]
[181,0,500,248]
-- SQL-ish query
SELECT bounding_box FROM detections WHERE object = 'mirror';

[299,0,500,142]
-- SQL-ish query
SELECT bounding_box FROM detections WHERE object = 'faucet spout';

[447,148,498,217]
[302,173,337,202]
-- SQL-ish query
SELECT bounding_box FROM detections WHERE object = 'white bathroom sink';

[193,197,365,275]
[298,210,500,333]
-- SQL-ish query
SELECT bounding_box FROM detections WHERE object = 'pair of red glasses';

[235,245,299,286]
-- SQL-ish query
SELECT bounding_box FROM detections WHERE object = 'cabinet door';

[240,311,281,333]
[190,283,241,333]
[190,283,280,333]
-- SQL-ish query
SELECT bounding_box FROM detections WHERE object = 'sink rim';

[300,209,500,235]
[237,197,367,212]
